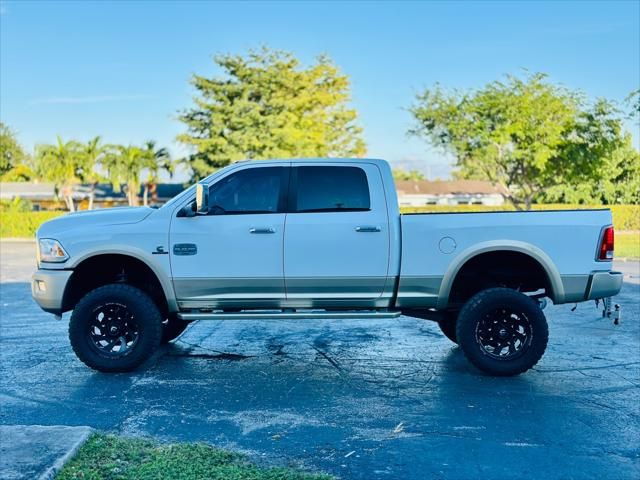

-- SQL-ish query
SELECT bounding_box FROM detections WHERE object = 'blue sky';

[1,0,639,181]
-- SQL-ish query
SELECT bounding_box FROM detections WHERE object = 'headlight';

[38,238,69,263]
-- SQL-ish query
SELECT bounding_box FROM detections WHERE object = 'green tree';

[178,47,366,179]
[541,134,640,204]
[409,72,625,209]
[80,136,107,210]
[0,122,35,180]
[141,140,173,206]
[627,89,640,121]
[34,137,85,211]
[103,145,147,206]
[392,168,426,181]
[103,143,172,206]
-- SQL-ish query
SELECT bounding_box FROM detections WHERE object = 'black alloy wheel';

[69,284,162,372]
[456,288,548,376]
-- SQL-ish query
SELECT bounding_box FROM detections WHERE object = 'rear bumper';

[586,270,623,300]
[31,269,73,315]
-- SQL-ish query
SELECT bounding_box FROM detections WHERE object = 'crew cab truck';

[32,159,623,376]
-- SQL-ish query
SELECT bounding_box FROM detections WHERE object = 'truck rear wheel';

[69,284,163,372]
[437,312,458,344]
[456,288,548,376]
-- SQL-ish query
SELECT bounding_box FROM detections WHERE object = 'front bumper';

[31,269,73,315]
[586,270,623,300]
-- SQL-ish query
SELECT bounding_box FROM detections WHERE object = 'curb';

[39,428,93,480]
[0,425,93,480]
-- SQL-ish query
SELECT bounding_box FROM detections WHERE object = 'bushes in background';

[0,211,65,238]
[0,204,638,238]
[400,204,640,231]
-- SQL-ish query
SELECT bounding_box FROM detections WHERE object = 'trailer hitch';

[595,297,621,325]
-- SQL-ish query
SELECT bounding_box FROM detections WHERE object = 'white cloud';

[29,94,152,105]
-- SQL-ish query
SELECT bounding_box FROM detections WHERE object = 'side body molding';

[436,240,565,309]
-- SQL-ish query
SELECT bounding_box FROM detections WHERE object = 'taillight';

[598,226,614,261]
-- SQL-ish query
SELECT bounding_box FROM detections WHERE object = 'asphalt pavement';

[1,241,639,479]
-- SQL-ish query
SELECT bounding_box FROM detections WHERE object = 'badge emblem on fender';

[173,244,197,256]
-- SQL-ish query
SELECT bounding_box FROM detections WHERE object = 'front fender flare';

[66,246,178,313]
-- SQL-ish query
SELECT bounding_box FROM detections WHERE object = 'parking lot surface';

[1,241,639,479]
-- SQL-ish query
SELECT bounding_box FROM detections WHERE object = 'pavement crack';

[310,344,344,375]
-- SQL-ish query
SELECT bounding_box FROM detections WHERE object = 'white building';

[396,180,506,207]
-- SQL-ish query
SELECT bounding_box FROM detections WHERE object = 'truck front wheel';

[456,288,548,376]
[69,284,163,372]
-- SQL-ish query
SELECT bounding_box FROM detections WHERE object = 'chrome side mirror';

[195,181,209,214]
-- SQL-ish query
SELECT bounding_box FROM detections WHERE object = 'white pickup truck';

[32,158,623,375]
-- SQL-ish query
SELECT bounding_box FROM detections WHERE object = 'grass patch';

[57,433,332,480]
[617,232,640,259]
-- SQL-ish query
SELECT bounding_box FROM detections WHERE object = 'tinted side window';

[294,166,370,213]
[208,167,286,215]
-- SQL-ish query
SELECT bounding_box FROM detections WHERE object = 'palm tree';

[103,145,147,206]
[35,137,84,211]
[142,140,173,206]
[80,136,106,210]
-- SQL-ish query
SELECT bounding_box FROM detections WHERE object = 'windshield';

[161,184,195,209]
[160,163,242,209]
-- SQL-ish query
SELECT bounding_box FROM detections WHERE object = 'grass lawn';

[617,232,640,259]
[57,433,332,480]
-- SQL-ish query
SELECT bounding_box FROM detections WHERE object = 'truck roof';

[235,157,389,166]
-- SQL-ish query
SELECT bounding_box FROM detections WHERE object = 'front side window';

[294,166,370,213]
[208,167,286,214]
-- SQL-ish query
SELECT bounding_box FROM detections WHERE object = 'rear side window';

[293,166,370,213]
[208,167,287,214]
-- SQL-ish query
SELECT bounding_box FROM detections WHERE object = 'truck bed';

[397,209,614,308]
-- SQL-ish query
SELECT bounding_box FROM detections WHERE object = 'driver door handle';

[249,227,276,234]
[355,225,381,233]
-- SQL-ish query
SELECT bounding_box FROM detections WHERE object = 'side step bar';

[177,310,402,321]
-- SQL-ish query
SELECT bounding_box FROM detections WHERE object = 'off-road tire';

[437,312,458,344]
[456,288,548,376]
[69,284,163,372]
[161,317,189,344]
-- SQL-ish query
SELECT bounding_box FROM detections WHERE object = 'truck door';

[169,164,289,310]
[283,162,390,306]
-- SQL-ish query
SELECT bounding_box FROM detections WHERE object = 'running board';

[177,310,402,321]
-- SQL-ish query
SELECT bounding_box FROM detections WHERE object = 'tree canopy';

[0,122,33,181]
[102,143,173,207]
[540,134,640,205]
[409,72,629,209]
[392,168,425,181]
[34,137,87,211]
[178,48,366,179]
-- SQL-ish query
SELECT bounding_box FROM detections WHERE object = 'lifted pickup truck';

[32,159,623,375]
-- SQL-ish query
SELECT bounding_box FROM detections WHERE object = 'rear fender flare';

[436,240,564,309]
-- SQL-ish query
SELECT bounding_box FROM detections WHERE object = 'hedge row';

[0,211,65,238]
[400,204,640,231]
[0,204,638,238]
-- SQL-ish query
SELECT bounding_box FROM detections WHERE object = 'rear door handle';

[249,227,276,234]
[355,226,381,233]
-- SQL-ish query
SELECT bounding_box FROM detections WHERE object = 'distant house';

[0,182,186,210]
[395,180,506,206]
